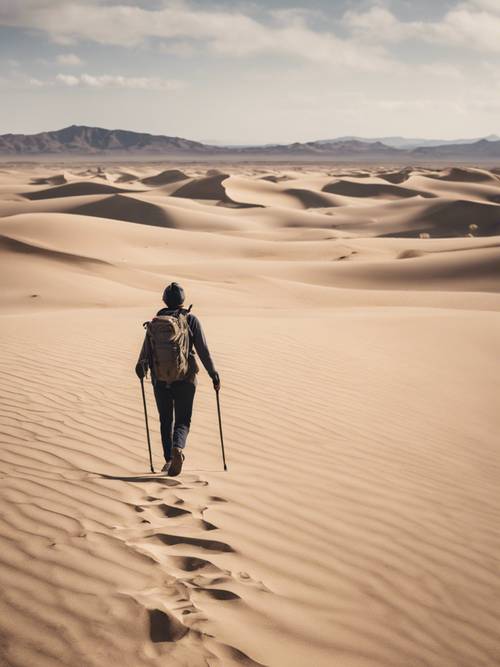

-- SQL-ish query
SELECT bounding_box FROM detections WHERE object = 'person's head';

[162,282,185,308]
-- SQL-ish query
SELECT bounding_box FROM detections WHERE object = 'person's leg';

[153,381,174,462]
[171,381,196,451]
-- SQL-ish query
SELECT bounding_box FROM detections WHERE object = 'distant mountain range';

[318,134,500,149]
[1,125,500,161]
[0,125,212,156]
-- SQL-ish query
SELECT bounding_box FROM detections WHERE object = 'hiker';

[135,282,220,476]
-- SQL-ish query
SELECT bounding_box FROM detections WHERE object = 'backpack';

[144,309,191,384]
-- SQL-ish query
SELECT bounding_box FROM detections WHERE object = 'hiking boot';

[161,460,172,474]
[168,447,185,477]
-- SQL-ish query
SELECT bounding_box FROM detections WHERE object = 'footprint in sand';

[118,475,270,666]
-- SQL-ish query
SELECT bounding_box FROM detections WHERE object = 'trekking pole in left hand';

[215,388,227,471]
[140,377,154,473]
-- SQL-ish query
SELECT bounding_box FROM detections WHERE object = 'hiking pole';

[215,388,227,471]
[140,377,154,473]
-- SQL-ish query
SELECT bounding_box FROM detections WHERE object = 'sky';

[0,0,499,144]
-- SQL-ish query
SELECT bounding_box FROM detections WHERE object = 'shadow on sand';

[97,473,180,484]
[94,469,224,483]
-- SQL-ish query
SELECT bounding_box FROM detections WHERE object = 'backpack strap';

[177,306,194,347]
[175,304,193,315]
[141,320,157,384]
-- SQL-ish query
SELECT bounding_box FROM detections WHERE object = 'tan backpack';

[144,310,191,383]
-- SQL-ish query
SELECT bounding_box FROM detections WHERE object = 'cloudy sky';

[1,0,499,143]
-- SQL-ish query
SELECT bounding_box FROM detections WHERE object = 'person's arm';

[135,336,149,379]
[190,315,220,389]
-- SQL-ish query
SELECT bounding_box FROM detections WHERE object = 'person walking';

[135,282,220,476]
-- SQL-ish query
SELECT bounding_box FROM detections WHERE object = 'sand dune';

[375,168,412,184]
[140,169,189,186]
[171,174,235,202]
[72,194,177,228]
[259,174,292,183]
[115,171,140,183]
[166,173,264,208]
[322,178,436,200]
[22,180,138,200]
[382,199,500,238]
[0,163,499,667]
[282,187,341,208]
[223,175,315,209]
[426,166,499,183]
[30,173,68,186]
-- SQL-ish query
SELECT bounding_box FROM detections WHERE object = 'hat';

[162,282,185,307]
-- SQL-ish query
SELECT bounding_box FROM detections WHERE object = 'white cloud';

[343,6,425,43]
[0,1,393,71]
[3,0,500,62]
[343,2,500,53]
[467,0,500,12]
[56,73,79,86]
[431,5,500,53]
[56,72,183,90]
[56,52,82,66]
[28,77,46,88]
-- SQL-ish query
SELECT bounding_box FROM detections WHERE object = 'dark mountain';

[0,125,499,161]
[0,126,402,156]
[302,139,400,154]
[0,126,403,158]
[229,139,401,156]
[0,125,219,155]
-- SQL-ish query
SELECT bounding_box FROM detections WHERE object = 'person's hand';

[212,372,220,391]
[135,362,147,380]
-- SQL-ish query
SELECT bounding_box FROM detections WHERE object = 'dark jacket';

[137,307,217,384]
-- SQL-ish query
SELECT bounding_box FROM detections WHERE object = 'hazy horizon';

[1,0,500,143]
[2,123,500,148]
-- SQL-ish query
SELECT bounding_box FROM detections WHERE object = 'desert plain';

[0,161,499,667]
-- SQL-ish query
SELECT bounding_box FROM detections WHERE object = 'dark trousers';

[153,380,196,461]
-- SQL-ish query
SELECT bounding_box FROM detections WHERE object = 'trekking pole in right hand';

[214,377,227,471]
[140,376,154,473]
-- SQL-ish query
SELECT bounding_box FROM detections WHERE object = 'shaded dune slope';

[376,168,412,184]
[68,195,255,231]
[140,169,189,186]
[322,179,436,199]
[282,188,341,208]
[170,174,232,200]
[22,181,137,200]
[381,199,500,238]
[259,174,292,183]
[171,174,261,208]
[329,245,500,291]
[30,174,68,186]
[426,167,499,183]
[115,171,140,183]
[71,194,177,228]
[0,233,110,267]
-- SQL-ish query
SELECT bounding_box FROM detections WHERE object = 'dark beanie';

[162,282,185,307]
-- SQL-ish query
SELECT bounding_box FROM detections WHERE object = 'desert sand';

[0,162,499,667]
